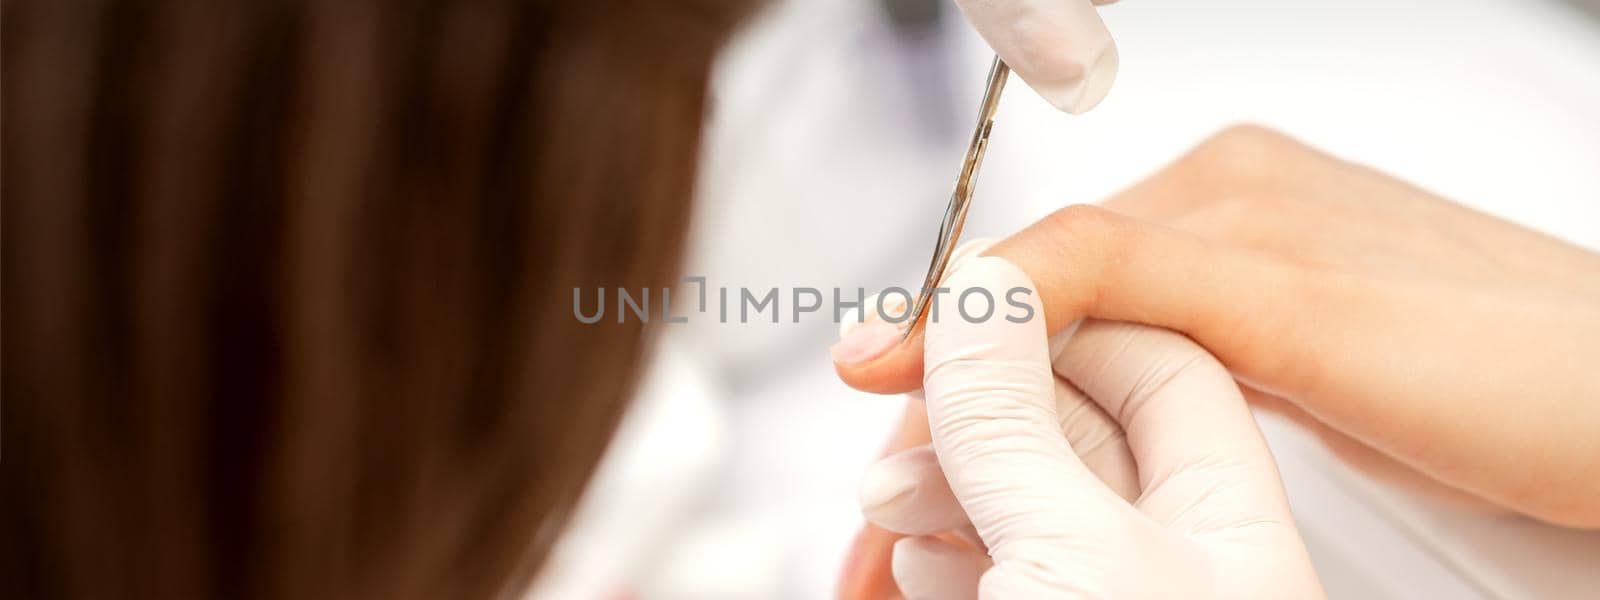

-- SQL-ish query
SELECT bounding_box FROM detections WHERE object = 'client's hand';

[859,256,1321,599]
[836,126,1600,532]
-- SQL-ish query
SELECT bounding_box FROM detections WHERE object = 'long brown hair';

[2,1,750,597]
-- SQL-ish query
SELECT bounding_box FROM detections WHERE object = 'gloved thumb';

[955,0,1119,114]
[922,256,1141,596]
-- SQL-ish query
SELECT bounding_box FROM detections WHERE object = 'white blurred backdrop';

[534,1,1600,598]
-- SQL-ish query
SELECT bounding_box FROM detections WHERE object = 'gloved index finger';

[955,0,1119,114]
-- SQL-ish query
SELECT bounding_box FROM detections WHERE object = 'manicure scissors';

[902,55,1010,340]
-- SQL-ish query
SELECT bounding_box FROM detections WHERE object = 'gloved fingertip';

[893,536,986,600]
[860,454,921,515]
[978,560,1070,599]
[956,0,1119,114]
[860,447,968,535]
[1037,45,1118,115]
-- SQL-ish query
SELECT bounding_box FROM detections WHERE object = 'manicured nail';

[830,319,902,365]
[839,293,909,339]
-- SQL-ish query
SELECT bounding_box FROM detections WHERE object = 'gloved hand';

[859,256,1322,598]
[956,0,1121,113]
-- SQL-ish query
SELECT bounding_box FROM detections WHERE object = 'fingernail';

[830,319,902,365]
[839,293,905,339]
[1039,46,1119,114]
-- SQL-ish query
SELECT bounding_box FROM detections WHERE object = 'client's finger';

[838,399,933,600]
[832,239,997,394]
[838,400,928,600]
[837,204,1308,395]
[837,525,904,600]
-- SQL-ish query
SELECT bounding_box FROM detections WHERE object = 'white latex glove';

[957,0,1121,113]
[859,256,1323,599]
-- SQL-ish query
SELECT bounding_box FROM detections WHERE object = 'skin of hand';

[955,0,1121,114]
[856,256,1322,599]
[837,400,934,600]
[834,125,1600,540]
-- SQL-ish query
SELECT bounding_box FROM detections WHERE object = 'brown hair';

[2,1,750,597]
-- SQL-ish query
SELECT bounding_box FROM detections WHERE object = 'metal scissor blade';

[902,55,1010,341]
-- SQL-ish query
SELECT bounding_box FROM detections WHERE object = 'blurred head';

[3,1,750,597]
